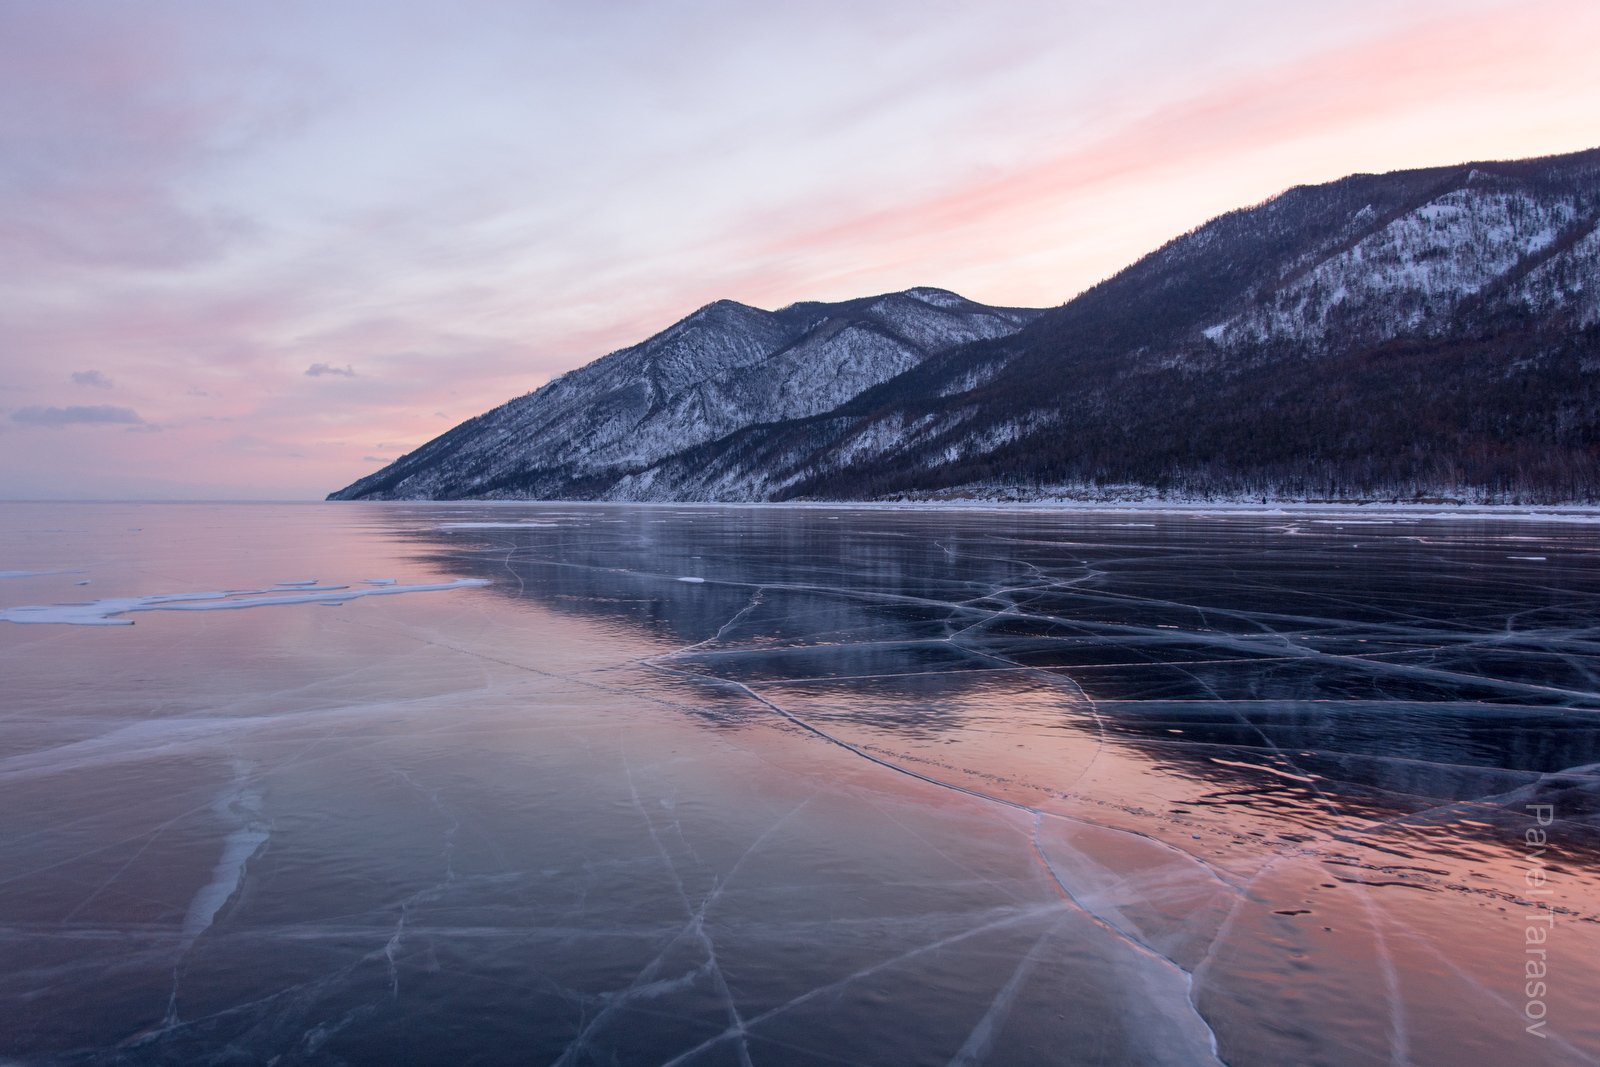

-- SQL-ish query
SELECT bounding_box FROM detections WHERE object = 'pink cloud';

[716,0,1599,306]
[0,6,309,274]
[2,1,1596,500]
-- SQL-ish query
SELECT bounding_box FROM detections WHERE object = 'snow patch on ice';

[0,579,491,626]
[183,773,268,940]
[438,521,559,529]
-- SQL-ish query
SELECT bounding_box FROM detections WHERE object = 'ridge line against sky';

[2,0,1597,500]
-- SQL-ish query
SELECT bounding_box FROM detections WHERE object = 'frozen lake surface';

[2,501,1598,1065]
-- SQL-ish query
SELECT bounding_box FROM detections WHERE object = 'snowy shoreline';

[333,496,1600,522]
[12,497,1600,522]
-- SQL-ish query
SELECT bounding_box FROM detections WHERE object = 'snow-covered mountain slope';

[763,146,1600,503]
[1208,177,1592,349]
[328,288,1039,500]
[331,146,1600,505]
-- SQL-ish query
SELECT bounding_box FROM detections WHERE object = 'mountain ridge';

[329,286,1040,501]
[332,145,1600,505]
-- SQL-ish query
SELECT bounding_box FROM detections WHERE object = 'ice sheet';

[2,501,1598,1066]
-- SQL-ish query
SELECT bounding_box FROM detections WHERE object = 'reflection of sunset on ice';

[3,502,1597,1063]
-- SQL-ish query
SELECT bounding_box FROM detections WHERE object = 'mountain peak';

[900,286,968,308]
[689,297,763,317]
[328,286,1040,501]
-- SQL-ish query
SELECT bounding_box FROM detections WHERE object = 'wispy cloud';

[0,6,284,276]
[11,404,144,427]
[70,369,114,389]
[0,0,1596,499]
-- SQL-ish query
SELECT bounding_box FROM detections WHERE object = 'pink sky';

[2,0,1597,499]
